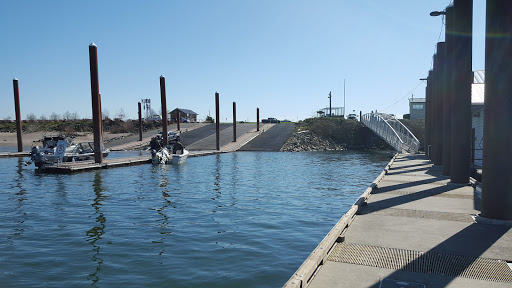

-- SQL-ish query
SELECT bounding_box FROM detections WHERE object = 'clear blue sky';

[1,0,486,122]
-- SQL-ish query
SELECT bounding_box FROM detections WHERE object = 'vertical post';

[442,6,454,176]
[89,43,103,163]
[12,78,23,152]
[256,107,260,132]
[328,91,332,117]
[481,0,512,220]
[433,42,445,166]
[160,76,168,147]
[177,109,180,131]
[233,101,237,142]
[215,92,220,150]
[343,79,346,117]
[450,0,472,183]
[138,102,142,141]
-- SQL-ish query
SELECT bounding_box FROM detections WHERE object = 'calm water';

[0,150,391,287]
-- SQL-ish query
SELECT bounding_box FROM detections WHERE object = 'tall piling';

[160,76,168,146]
[256,108,260,131]
[481,0,512,220]
[138,102,143,141]
[215,92,220,150]
[425,75,431,157]
[433,43,446,166]
[177,109,180,131]
[450,0,472,183]
[233,101,237,142]
[89,43,103,163]
[442,6,454,176]
[12,78,23,152]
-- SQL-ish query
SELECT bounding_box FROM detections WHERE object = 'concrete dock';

[286,154,512,288]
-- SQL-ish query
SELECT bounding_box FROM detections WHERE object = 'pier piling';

[160,76,168,146]
[442,6,454,176]
[89,43,103,163]
[138,102,142,141]
[12,78,23,152]
[257,107,259,132]
[450,0,472,184]
[177,109,180,131]
[215,92,220,150]
[481,0,512,220]
[233,101,236,142]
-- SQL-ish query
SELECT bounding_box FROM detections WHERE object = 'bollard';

[89,43,103,163]
[215,92,220,150]
[442,6,454,176]
[481,0,512,220]
[138,102,142,141]
[233,101,236,142]
[160,76,168,146]
[12,78,23,152]
[450,0,472,183]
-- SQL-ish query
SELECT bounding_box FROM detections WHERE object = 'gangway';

[360,113,420,153]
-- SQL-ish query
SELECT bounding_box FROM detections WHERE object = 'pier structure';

[285,154,512,288]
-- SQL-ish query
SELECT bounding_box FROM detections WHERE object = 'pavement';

[238,122,296,151]
[287,153,512,288]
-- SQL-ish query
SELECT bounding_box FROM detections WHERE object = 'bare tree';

[3,115,12,121]
[26,113,37,122]
[116,108,126,120]
[71,111,79,120]
[63,111,72,120]
[49,112,60,121]
[40,114,47,121]
[102,109,110,120]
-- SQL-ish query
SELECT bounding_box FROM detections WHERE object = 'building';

[169,108,198,123]
[409,96,426,119]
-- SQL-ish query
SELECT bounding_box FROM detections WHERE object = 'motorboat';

[151,140,188,165]
[28,135,109,168]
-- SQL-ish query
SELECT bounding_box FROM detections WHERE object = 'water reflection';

[86,171,108,286]
[154,172,175,260]
[10,157,27,238]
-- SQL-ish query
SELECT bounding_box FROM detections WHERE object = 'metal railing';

[360,113,420,154]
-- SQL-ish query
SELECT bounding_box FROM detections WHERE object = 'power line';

[380,81,425,112]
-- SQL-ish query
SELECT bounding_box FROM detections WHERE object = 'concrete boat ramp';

[285,154,512,288]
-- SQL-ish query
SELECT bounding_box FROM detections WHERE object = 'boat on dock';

[28,135,109,168]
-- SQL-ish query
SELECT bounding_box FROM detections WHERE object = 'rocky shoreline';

[280,130,344,152]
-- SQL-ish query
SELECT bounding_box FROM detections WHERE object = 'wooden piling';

[138,102,142,141]
[89,43,103,163]
[12,78,23,152]
[160,76,168,146]
[215,92,220,150]
[233,101,237,142]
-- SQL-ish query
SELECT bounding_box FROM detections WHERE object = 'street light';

[430,11,446,17]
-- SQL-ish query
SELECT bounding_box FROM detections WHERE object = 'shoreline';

[0,132,130,147]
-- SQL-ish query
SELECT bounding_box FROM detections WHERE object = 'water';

[0,150,391,287]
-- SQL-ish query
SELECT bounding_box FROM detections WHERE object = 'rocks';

[280,130,345,152]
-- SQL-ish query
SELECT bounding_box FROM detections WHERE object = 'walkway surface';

[238,123,295,151]
[287,154,512,288]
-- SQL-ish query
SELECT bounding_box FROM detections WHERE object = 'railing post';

[481,0,512,220]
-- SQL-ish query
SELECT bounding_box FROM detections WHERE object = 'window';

[413,104,424,110]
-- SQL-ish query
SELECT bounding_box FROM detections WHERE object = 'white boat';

[29,135,109,168]
[151,142,188,165]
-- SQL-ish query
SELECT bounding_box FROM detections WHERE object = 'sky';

[1,0,486,122]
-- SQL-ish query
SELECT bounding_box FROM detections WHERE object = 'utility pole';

[328,91,332,117]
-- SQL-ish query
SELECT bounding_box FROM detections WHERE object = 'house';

[169,108,198,123]
[409,96,426,119]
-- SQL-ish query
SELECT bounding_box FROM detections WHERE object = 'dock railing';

[360,113,420,154]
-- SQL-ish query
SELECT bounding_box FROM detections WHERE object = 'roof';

[171,108,198,115]
[409,98,425,103]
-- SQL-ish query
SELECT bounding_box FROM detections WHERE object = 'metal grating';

[328,242,512,283]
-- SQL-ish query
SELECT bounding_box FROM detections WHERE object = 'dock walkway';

[286,153,512,288]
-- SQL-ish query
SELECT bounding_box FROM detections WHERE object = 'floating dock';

[285,153,512,288]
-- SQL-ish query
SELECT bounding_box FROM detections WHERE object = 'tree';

[205,115,214,123]
[116,108,126,120]
[40,114,47,121]
[49,112,60,121]
[26,113,37,122]
[3,115,12,121]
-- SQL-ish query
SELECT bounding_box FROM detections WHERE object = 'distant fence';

[361,113,420,154]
